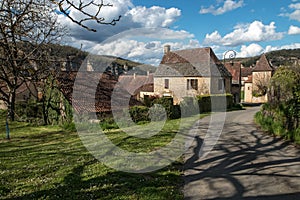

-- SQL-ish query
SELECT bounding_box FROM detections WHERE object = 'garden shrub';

[197,94,233,113]
[129,106,149,123]
[180,97,199,117]
[153,97,180,119]
[149,104,167,121]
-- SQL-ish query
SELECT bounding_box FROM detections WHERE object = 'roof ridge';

[252,53,273,72]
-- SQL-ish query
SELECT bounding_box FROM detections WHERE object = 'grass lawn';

[0,111,206,200]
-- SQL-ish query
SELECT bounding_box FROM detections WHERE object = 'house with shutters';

[152,45,232,104]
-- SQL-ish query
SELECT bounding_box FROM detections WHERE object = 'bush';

[197,94,233,113]
[129,106,149,123]
[100,118,119,130]
[180,97,199,117]
[255,103,300,144]
[149,104,167,121]
[153,97,180,119]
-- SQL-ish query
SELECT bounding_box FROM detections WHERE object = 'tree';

[268,65,300,133]
[0,0,121,121]
[51,0,121,32]
[269,66,299,103]
[252,72,271,97]
[0,0,63,121]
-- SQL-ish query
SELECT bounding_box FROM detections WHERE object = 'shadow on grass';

[5,159,182,200]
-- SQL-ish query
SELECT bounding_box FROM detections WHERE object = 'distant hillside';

[49,44,156,75]
[235,48,300,67]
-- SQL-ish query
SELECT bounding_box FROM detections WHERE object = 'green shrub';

[197,94,233,113]
[255,104,300,145]
[153,97,180,119]
[180,97,199,117]
[149,104,167,121]
[129,106,150,123]
[62,122,77,132]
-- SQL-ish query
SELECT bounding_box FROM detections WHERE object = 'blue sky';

[58,0,300,65]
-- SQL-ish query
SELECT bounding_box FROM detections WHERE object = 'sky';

[57,0,300,66]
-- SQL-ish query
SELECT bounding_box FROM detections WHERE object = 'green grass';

[254,111,300,145]
[0,111,206,199]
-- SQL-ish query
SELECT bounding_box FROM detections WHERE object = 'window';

[187,79,198,90]
[218,79,225,91]
[164,79,169,89]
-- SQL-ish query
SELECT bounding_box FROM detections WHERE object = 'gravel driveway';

[184,106,300,200]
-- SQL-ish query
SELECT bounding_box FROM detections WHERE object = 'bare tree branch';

[51,0,121,32]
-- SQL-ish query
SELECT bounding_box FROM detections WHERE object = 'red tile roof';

[241,67,253,77]
[157,47,232,77]
[252,54,274,72]
[224,62,241,83]
[57,72,152,113]
[245,75,253,83]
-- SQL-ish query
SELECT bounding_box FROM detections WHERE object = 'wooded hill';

[51,44,300,70]
[49,44,156,75]
[235,48,300,67]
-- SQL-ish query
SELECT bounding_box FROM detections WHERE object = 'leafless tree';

[0,0,121,121]
[252,73,270,97]
[0,0,63,121]
[51,0,121,32]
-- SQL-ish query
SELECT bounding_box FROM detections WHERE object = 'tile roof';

[241,67,253,77]
[118,74,154,94]
[252,54,274,72]
[0,80,39,101]
[244,75,253,83]
[57,72,151,113]
[224,62,241,83]
[156,47,232,77]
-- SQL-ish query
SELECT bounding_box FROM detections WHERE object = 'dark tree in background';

[0,0,121,121]
[0,0,63,121]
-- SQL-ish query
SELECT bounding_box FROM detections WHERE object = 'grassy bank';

[0,111,206,199]
[254,107,300,145]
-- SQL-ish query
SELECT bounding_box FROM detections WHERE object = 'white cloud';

[127,6,181,27]
[264,43,300,53]
[289,3,300,10]
[237,43,264,58]
[57,1,184,45]
[55,0,197,66]
[89,38,201,66]
[85,28,200,66]
[204,21,283,46]
[280,3,300,22]
[200,0,244,15]
[236,43,300,58]
[288,25,300,35]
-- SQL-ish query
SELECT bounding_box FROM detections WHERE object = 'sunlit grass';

[0,110,206,199]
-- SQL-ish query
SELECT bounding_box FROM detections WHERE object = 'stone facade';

[153,47,232,104]
[243,54,274,103]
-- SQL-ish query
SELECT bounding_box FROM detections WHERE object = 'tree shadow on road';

[184,122,300,200]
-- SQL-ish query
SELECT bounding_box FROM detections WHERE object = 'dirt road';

[184,106,300,200]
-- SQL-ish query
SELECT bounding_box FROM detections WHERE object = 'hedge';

[197,94,233,113]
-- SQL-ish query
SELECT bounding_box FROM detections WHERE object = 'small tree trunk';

[8,92,16,121]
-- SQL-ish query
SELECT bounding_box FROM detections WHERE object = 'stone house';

[153,46,232,104]
[243,54,275,103]
[224,62,243,103]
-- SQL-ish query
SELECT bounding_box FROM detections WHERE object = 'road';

[184,106,300,200]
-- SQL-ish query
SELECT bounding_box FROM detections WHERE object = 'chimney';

[164,45,171,54]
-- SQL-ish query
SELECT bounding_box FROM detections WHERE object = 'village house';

[150,45,232,104]
[224,62,242,103]
[243,54,275,103]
